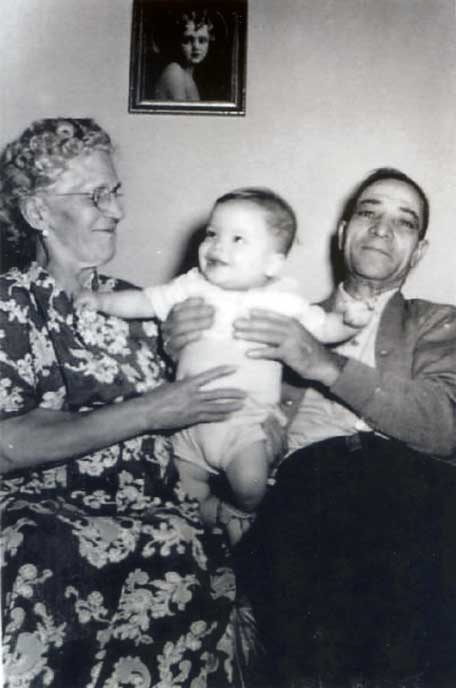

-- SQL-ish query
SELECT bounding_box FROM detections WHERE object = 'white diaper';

[173,398,285,474]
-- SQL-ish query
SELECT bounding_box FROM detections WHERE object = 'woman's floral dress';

[0,263,239,688]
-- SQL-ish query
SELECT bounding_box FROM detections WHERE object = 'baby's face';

[199,200,283,290]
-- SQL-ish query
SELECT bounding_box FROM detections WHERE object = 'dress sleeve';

[0,280,63,419]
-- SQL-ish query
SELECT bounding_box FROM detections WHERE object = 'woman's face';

[179,22,210,65]
[36,150,124,272]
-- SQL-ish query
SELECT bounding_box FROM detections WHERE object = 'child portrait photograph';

[129,0,247,115]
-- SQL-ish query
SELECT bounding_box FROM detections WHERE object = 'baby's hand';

[75,289,99,312]
[341,300,375,328]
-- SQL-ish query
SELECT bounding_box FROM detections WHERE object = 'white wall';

[1,0,455,303]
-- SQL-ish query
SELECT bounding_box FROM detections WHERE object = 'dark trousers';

[236,435,456,687]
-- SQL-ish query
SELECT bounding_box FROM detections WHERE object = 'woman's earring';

[40,228,49,238]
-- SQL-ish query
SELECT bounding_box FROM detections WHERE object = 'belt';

[343,432,377,452]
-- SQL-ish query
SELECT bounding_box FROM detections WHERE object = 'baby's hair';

[214,187,297,254]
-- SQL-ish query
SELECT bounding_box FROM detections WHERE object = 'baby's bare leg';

[226,440,271,512]
[174,457,226,531]
[175,444,271,546]
[174,456,211,502]
[213,441,270,546]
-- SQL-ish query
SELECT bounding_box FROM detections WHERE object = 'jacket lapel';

[375,292,409,376]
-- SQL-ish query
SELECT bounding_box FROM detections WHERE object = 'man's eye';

[233,235,244,243]
[205,229,216,239]
[399,218,416,230]
[356,209,375,218]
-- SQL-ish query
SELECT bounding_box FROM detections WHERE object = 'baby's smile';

[206,257,229,267]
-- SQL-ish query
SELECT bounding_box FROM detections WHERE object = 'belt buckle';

[346,433,363,452]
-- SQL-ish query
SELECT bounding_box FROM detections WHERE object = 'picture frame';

[129,0,247,116]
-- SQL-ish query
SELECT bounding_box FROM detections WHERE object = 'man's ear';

[265,252,286,278]
[410,238,429,270]
[337,221,346,250]
[19,195,49,232]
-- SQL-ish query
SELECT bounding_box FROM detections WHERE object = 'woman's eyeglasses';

[37,184,123,212]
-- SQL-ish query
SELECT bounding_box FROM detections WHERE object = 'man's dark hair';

[340,167,430,239]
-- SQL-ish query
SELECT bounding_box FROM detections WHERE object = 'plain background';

[1,0,455,303]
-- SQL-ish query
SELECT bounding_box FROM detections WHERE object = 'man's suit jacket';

[325,291,456,457]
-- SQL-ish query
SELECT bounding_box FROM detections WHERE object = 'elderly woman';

[0,118,248,687]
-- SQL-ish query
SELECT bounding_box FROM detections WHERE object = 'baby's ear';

[265,252,286,278]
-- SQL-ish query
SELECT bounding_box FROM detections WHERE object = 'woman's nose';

[103,196,124,221]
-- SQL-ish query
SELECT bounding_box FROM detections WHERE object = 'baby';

[78,188,366,544]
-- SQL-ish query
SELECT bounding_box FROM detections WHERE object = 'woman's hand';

[142,365,246,430]
[162,297,214,361]
[0,367,244,473]
[233,309,344,388]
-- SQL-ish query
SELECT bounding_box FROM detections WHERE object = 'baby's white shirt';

[144,268,327,405]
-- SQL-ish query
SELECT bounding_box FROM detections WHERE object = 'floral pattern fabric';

[1,263,238,688]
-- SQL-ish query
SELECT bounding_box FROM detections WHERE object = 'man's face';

[339,179,428,290]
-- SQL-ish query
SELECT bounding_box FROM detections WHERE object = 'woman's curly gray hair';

[0,118,113,270]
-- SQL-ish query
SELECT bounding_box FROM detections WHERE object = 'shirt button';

[379,349,389,356]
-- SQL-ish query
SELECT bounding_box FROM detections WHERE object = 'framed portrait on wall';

[129,0,247,116]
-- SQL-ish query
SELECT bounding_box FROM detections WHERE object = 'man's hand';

[233,309,345,388]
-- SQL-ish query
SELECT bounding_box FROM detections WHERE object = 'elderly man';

[231,167,456,687]
[166,168,456,687]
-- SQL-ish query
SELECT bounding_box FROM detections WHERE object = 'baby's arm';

[319,292,378,343]
[317,311,362,344]
[256,288,367,346]
[76,288,156,319]
[304,297,375,345]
